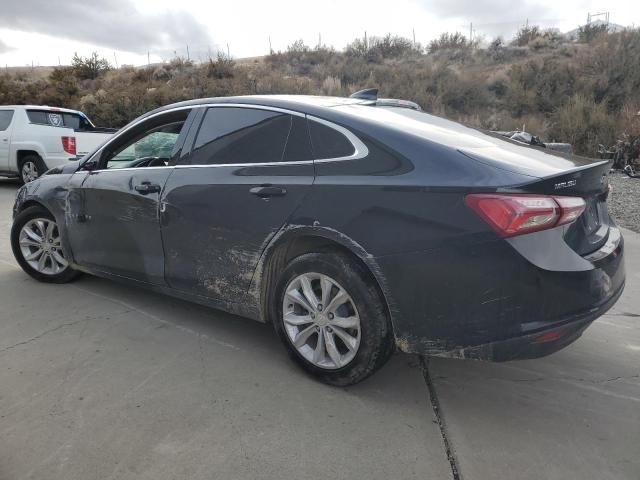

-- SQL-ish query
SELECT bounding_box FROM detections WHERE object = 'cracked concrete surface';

[0,179,639,480]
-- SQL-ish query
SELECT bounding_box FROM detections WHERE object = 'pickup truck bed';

[0,105,116,184]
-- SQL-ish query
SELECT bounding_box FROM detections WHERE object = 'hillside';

[1,25,639,157]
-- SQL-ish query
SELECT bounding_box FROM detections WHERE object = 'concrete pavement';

[0,179,451,480]
[429,229,640,480]
[0,178,638,479]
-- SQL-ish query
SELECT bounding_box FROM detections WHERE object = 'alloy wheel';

[22,161,39,183]
[18,218,68,275]
[282,272,361,369]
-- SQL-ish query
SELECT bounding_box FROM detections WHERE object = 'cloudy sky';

[0,0,638,67]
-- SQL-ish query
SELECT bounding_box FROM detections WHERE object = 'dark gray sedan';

[11,94,624,385]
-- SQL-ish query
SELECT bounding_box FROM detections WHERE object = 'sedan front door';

[66,108,195,284]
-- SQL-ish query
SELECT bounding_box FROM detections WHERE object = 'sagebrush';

[1,27,639,156]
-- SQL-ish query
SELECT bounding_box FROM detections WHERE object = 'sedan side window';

[108,127,181,169]
[186,107,312,165]
[98,109,191,170]
[308,119,355,159]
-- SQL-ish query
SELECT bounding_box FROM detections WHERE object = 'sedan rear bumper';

[378,225,625,359]
[430,279,625,361]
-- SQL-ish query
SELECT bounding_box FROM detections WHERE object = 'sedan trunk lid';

[461,145,612,256]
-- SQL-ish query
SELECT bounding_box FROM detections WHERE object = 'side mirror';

[82,159,98,171]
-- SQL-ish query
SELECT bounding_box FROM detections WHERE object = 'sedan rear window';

[0,110,13,131]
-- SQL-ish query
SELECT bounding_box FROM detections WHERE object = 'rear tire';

[11,205,80,283]
[273,251,394,386]
[18,154,47,185]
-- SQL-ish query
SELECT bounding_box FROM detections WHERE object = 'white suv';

[0,106,116,184]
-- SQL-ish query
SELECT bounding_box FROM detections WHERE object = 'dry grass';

[1,28,639,156]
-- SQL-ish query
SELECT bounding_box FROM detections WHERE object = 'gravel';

[608,171,640,233]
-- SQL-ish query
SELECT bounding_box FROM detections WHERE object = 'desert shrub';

[43,67,79,106]
[486,71,509,97]
[321,76,342,96]
[207,52,235,79]
[578,23,609,43]
[369,34,420,58]
[505,58,578,115]
[71,52,111,80]
[427,32,474,54]
[268,40,338,75]
[488,37,505,62]
[620,103,640,138]
[346,34,421,62]
[550,94,617,155]
[513,25,541,47]
[0,30,637,152]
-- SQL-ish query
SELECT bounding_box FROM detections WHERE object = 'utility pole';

[469,22,473,42]
[269,36,272,54]
[364,31,368,49]
[186,44,190,61]
[227,43,230,57]
[413,28,416,47]
[318,32,321,49]
[147,50,150,66]
[113,52,118,68]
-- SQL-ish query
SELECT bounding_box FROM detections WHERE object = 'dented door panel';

[66,168,173,284]
[160,163,313,303]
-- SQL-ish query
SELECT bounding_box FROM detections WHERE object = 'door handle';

[249,185,287,198]
[134,181,161,195]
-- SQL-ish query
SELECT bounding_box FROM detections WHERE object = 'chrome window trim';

[175,160,313,169]
[204,103,306,118]
[87,102,369,173]
[306,115,369,163]
[90,165,175,173]
[85,105,196,167]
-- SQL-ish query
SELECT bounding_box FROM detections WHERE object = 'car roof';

[150,94,368,116]
[0,105,83,114]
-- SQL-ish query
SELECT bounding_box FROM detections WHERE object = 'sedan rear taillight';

[465,194,586,237]
[61,136,76,155]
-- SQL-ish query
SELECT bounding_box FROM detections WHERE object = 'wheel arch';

[251,226,400,335]
[16,199,48,214]
[16,150,43,167]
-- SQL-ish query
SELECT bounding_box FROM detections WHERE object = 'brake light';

[554,196,587,225]
[61,136,76,155]
[465,194,586,237]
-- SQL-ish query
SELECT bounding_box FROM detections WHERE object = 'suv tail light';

[465,194,586,237]
[61,136,76,155]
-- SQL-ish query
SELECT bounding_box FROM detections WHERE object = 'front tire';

[273,252,394,386]
[11,206,80,283]
[18,154,47,185]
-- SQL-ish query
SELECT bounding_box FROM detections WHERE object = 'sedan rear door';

[160,106,315,304]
